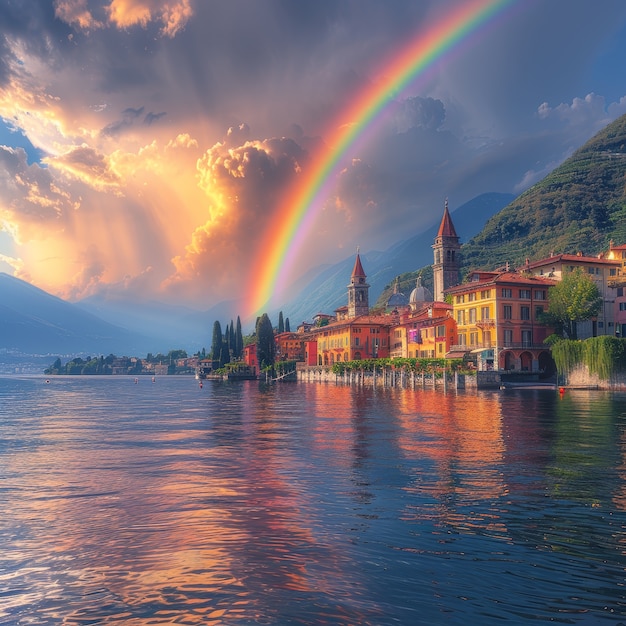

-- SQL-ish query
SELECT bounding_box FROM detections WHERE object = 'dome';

[409,276,432,305]
[386,277,409,309]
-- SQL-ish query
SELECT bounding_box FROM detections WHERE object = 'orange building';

[242,343,258,374]
[311,314,392,365]
[275,332,305,362]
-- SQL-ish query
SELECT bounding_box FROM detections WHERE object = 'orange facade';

[310,315,392,365]
[275,332,305,361]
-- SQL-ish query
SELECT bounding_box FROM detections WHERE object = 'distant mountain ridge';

[0,272,152,356]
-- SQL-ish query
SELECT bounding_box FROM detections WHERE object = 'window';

[521,330,532,347]
[456,310,464,324]
[620,302,626,311]
[519,289,531,299]
[618,288,624,297]
[458,334,466,346]
[437,325,446,337]
[503,305,512,319]
[481,306,490,320]
[469,292,476,302]
[610,268,617,276]
[481,289,491,299]
[469,332,478,345]
[469,308,477,323]
[521,306,530,320]
[354,337,360,346]
[534,290,546,300]
[535,305,544,318]
[502,288,512,298]
[504,330,513,345]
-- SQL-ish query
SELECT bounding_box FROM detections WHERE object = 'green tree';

[256,313,275,370]
[542,267,602,340]
[235,316,243,358]
[211,321,223,360]
[285,317,290,332]
[278,311,284,334]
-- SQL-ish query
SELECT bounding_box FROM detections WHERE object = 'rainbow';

[247,0,516,317]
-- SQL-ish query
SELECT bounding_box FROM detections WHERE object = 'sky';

[1,0,626,318]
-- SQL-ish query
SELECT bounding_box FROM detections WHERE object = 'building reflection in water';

[3,377,626,624]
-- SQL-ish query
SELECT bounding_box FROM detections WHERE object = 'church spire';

[437,198,458,238]
[348,248,369,318]
[351,248,366,280]
[432,198,461,302]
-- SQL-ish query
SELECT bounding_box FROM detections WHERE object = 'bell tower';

[348,249,370,318]
[432,199,461,302]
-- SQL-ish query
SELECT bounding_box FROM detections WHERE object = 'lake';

[1,375,625,625]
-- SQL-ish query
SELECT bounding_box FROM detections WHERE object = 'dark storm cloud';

[144,112,166,126]
[0,0,73,84]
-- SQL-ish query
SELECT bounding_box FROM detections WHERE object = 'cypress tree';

[211,321,222,361]
[229,320,235,353]
[235,316,243,358]
[256,313,275,370]
[285,317,290,332]
[278,311,284,334]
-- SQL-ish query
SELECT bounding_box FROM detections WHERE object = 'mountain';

[279,192,514,323]
[75,294,242,353]
[0,273,155,357]
[460,113,626,272]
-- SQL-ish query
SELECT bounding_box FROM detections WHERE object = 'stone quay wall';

[563,365,626,390]
[296,366,486,390]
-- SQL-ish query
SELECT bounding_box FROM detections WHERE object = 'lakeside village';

[47,203,626,389]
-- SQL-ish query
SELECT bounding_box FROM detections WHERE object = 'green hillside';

[374,113,626,308]
[461,113,626,271]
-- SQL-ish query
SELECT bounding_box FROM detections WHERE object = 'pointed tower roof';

[351,249,366,279]
[436,198,458,238]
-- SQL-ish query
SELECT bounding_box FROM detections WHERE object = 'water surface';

[1,375,625,624]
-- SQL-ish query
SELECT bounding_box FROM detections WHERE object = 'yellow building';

[446,270,555,372]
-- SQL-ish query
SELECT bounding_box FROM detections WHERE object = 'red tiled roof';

[527,253,620,268]
[445,271,556,294]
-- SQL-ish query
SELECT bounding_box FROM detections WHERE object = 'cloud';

[0,146,77,240]
[164,131,308,300]
[537,93,611,130]
[54,0,103,31]
[49,145,122,192]
[106,0,193,37]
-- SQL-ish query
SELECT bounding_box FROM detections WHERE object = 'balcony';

[476,319,495,329]
[608,277,626,288]
[499,343,550,351]
[449,343,491,352]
